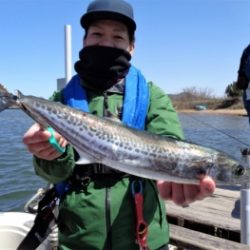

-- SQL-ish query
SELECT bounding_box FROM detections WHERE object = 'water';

[180,113,250,161]
[0,109,250,212]
[0,110,46,211]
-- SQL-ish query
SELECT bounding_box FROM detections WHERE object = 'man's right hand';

[23,123,68,160]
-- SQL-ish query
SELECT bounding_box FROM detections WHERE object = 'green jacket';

[34,81,184,250]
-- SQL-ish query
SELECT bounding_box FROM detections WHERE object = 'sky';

[0,0,250,98]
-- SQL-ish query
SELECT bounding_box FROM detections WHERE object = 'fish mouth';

[15,90,25,107]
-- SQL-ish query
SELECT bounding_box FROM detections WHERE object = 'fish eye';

[234,165,245,176]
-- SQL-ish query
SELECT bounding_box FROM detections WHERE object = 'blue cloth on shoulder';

[122,66,149,130]
[62,65,149,130]
[62,75,89,112]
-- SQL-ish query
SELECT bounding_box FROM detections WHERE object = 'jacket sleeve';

[236,44,250,90]
[33,91,76,184]
[146,82,184,140]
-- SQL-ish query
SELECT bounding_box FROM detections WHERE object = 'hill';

[169,92,244,111]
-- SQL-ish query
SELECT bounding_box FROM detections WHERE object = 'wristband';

[47,127,66,154]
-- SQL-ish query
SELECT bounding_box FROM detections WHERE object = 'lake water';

[0,109,250,212]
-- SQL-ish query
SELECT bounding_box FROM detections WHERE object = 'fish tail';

[0,84,18,111]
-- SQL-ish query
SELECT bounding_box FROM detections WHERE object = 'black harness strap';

[17,169,127,250]
[17,187,58,250]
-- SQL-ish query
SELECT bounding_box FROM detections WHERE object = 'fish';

[0,84,249,185]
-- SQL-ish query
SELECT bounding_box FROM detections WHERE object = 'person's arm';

[146,82,215,206]
[23,91,76,184]
[236,44,250,90]
[146,82,184,139]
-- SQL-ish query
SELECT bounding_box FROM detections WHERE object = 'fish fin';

[74,146,96,165]
[75,157,94,165]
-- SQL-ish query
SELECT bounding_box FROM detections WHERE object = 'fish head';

[213,153,250,185]
[15,90,51,128]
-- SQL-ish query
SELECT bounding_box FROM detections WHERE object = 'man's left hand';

[157,176,216,206]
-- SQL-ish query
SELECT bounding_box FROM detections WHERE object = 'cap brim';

[80,11,136,32]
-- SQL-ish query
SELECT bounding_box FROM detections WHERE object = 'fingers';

[157,181,172,199]
[23,123,50,144]
[197,176,216,200]
[57,135,68,148]
[27,139,62,160]
[23,123,68,160]
[157,176,216,206]
[183,184,200,203]
[170,183,199,206]
[171,183,185,205]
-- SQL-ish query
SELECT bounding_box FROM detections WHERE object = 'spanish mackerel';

[0,85,249,185]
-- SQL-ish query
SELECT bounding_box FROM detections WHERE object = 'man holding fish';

[22,0,215,249]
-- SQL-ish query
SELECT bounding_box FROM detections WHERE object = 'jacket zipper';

[103,92,113,250]
[105,187,112,250]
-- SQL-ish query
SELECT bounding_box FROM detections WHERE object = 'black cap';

[80,0,136,33]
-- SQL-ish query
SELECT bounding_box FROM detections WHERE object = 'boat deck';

[165,187,250,249]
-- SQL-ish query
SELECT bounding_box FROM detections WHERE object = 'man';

[23,0,215,249]
[236,44,250,121]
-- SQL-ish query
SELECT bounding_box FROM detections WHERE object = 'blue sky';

[0,0,249,98]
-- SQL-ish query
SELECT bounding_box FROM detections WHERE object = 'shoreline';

[177,109,247,116]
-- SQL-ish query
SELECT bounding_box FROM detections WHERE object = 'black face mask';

[74,45,132,91]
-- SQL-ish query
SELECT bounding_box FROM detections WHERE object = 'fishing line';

[181,113,250,148]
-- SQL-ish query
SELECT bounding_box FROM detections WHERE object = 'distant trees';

[181,86,215,99]
[225,82,243,98]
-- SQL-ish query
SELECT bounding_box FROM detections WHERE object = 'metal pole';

[241,153,250,245]
[64,24,72,85]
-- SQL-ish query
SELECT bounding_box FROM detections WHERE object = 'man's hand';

[23,123,68,160]
[157,177,215,206]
